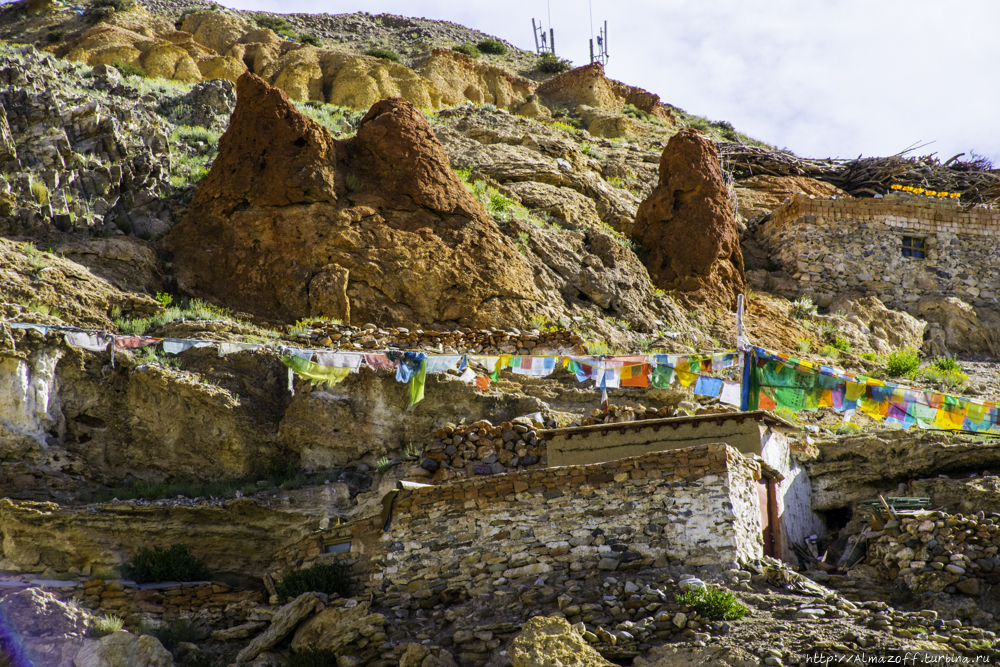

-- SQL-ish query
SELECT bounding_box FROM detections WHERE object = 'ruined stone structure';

[757,194,1000,311]
[272,444,767,597]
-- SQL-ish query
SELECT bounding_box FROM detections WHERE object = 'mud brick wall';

[367,444,763,607]
[757,194,1000,311]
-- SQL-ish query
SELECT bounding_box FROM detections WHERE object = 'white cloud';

[224,0,1000,162]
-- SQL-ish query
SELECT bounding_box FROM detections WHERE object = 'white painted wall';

[761,429,825,563]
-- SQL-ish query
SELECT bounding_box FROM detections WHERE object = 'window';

[325,541,351,553]
[901,236,925,259]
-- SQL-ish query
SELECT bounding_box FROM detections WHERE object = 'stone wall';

[757,194,1000,311]
[868,510,1000,598]
[368,444,763,605]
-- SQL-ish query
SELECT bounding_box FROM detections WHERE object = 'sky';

[223,0,1000,163]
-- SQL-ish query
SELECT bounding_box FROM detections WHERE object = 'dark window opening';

[901,236,925,259]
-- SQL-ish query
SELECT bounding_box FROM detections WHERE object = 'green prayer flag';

[651,365,673,388]
[408,359,427,406]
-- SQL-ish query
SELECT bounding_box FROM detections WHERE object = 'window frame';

[901,235,926,259]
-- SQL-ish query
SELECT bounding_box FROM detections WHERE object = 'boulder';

[56,237,166,296]
[508,616,614,667]
[236,593,323,663]
[828,294,926,354]
[577,105,635,139]
[918,296,1000,358]
[291,600,385,654]
[74,631,173,667]
[3,588,89,638]
[165,73,546,328]
[631,128,746,308]
[502,181,602,231]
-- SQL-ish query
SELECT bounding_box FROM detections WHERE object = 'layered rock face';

[536,63,672,121]
[165,73,545,327]
[631,129,746,308]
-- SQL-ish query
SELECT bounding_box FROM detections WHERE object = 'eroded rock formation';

[631,129,746,308]
[537,63,673,121]
[165,73,546,327]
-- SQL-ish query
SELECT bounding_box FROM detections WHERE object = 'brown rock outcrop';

[537,63,671,120]
[420,48,535,108]
[164,73,544,327]
[631,129,746,308]
[735,174,848,223]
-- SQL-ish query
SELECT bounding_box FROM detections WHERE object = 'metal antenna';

[590,20,608,65]
[531,16,555,55]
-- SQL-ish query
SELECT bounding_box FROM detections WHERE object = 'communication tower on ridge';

[531,18,556,56]
[590,20,608,66]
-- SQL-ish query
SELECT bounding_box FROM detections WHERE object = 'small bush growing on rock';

[537,53,571,73]
[89,615,124,638]
[92,0,135,12]
[932,356,961,372]
[881,348,921,378]
[790,297,817,319]
[676,586,747,621]
[121,544,211,584]
[476,38,507,55]
[832,335,852,353]
[452,43,480,58]
[275,562,351,599]
[139,618,196,652]
[365,47,400,63]
[284,648,341,667]
[255,15,294,35]
[299,34,321,46]
[112,60,145,79]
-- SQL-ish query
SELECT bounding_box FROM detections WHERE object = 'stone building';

[756,194,1000,312]
[543,411,822,563]
[271,443,785,597]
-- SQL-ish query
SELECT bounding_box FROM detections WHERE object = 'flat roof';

[539,410,798,440]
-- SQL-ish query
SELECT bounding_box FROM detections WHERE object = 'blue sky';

[224,0,1000,163]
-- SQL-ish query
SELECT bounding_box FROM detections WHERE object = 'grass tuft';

[676,586,747,621]
[121,544,210,584]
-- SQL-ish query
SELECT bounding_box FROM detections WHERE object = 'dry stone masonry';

[757,194,1000,312]
[868,510,1000,597]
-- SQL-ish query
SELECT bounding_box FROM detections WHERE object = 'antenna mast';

[590,20,608,66]
[531,17,555,55]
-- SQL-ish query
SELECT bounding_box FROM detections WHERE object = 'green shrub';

[860,352,877,362]
[255,15,293,35]
[832,335,852,353]
[89,615,124,638]
[284,648,341,667]
[476,38,507,55]
[299,34,320,46]
[121,544,211,584]
[932,356,961,372]
[46,26,67,42]
[537,53,571,73]
[365,47,400,63]
[920,367,968,389]
[452,43,480,58]
[881,348,921,378]
[819,345,840,360]
[112,60,146,79]
[139,618,195,652]
[275,562,351,599]
[676,586,747,621]
[835,422,860,435]
[796,338,811,355]
[92,0,135,11]
[790,297,817,319]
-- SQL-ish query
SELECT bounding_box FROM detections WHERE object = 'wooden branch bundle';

[717,142,1000,205]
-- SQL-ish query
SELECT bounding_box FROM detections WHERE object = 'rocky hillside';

[1,1,1000,666]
